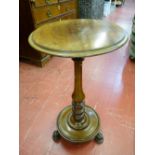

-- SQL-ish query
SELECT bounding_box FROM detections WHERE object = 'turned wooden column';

[72,58,85,122]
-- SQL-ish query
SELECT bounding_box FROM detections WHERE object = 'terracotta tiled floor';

[20,1,135,155]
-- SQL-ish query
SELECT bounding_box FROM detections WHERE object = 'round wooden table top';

[28,19,128,58]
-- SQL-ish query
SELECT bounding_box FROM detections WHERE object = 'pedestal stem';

[72,58,85,122]
[53,58,102,143]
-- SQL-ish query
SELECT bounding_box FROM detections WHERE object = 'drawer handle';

[46,10,52,17]
[65,8,70,11]
[57,5,60,10]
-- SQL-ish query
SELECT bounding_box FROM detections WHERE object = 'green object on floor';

[129,16,135,60]
[115,0,125,6]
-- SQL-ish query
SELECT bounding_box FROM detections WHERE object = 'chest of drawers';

[20,0,77,66]
[30,0,77,27]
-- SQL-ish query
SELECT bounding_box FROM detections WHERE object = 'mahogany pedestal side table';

[28,19,128,144]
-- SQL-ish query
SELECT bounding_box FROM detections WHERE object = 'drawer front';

[30,0,58,7]
[60,0,77,14]
[35,18,60,28]
[32,5,61,25]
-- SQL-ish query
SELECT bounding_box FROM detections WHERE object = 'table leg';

[52,58,103,144]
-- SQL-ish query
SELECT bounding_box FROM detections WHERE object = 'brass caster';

[52,130,61,142]
[95,132,104,144]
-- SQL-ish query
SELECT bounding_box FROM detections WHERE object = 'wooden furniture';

[20,0,77,67]
[28,19,128,143]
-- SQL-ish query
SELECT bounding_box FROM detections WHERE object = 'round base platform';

[57,105,100,143]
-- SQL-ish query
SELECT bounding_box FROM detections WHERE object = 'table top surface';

[28,19,128,58]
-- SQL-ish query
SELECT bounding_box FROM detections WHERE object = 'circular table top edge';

[28,33,128,58]
[28,19,129,58]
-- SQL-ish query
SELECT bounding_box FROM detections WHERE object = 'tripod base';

[54,105,102,143]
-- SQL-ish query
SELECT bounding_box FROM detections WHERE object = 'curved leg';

[95,131,104,144]
[52,130,61,142]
